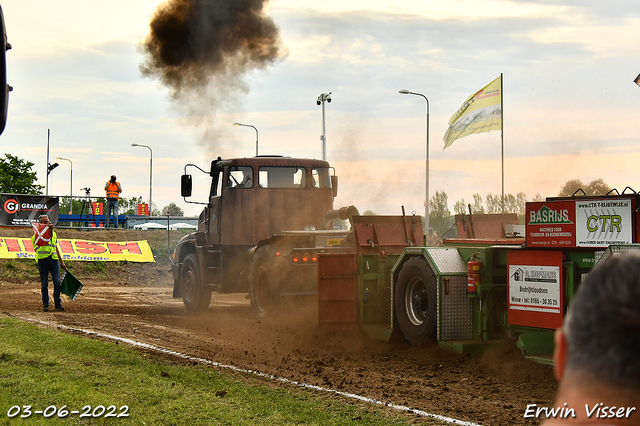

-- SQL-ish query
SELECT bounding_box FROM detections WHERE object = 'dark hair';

[564,252,640,388]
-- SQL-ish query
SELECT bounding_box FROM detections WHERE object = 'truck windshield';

[311,168,332,189]
[227,166,253,189]
[258,166,306,188]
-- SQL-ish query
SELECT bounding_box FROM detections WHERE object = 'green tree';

[455,192,526,223]
[429,190,451,236]
[58,198,85,215]
[162,202,184,216]
[503,192,527,217]
[585,178,611,196]
[471,193,485,214]
[485,193,501,213]
[558,179,585,197]
[119,196,144,215]
[558,178,611,197]
[0,153,44,194]
[454,193,485,215]
[453,199,466,215]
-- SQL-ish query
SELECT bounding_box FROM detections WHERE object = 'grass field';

[0,318,437,425]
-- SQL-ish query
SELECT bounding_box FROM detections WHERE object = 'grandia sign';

[0,194,59,226]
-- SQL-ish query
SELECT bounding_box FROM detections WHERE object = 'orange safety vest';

[105,181,121,199]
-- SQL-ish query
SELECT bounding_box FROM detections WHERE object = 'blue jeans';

[107,199,119,228]
[38,256,61,308]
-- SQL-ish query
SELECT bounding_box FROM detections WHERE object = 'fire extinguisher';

[467,253,481,295]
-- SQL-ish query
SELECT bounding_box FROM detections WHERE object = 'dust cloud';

[139,0,286,151]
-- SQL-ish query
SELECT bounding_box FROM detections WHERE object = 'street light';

[316,92,331,161]
[56,157,72,214]
[45,128,57,195]
[233,122,259,156]
[399,89,430,235]
[131,143,153,215]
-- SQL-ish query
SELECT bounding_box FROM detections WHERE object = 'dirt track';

[0,276,556,425]
[0,227,555,424]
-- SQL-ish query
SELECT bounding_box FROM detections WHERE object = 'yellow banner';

[0,237,155,262]
[443,75,502,149]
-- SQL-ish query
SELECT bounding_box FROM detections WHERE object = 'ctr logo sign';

[3,198,20,214]
[575,199,632,247]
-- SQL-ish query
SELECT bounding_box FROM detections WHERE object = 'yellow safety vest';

[31,231,59,261]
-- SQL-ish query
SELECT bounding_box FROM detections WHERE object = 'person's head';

[110,175,117,182]
[555,252,640,392]
[39,214,50,224]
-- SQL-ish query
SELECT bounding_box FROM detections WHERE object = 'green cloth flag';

[60,270,84,301]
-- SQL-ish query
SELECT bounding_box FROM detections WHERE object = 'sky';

[1,0,640,219]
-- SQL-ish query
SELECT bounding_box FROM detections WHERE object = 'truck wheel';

[395,256,437,346]
[250,246,275,318]
[181,253,211,312]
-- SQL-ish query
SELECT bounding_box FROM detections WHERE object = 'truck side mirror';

[181,174,192,197]
[331,175,338,198]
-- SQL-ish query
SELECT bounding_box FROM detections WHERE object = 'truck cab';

[171,156,345,312]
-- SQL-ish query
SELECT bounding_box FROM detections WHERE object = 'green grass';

[0,318,433,425]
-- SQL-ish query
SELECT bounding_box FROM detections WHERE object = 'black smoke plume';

[140,0,284,146]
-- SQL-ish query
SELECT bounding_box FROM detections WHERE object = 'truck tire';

[181,253,212,312]
[395,256,437,346]
[249,246,276,318]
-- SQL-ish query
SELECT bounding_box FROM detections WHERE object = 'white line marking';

[16,316,481,426]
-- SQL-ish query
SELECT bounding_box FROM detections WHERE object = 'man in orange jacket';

[104,175,122,228]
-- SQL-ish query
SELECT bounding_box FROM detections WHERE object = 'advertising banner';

[0,194,59,226]
[92,202,104,215]
[526,201,576,248]
[138,203,149,216]
[508,250,564,329]
[0,237,155,262]
[575,199,632,247]
[526,198,634,248]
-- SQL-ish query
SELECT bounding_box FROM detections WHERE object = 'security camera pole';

[317,92,331,161]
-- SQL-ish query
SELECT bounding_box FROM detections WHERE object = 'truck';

[318,190,640,362]
[171,155,366,316]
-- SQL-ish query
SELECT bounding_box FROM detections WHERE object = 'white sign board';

[575,199,632,247]
[508,264,561,314]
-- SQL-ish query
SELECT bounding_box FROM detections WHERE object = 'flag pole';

[500,73,504,214]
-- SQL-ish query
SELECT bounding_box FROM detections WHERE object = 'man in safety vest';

[31,214,66,312]
[104,175,122,228]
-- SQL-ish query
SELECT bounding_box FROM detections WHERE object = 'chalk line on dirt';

[17,316,481,426]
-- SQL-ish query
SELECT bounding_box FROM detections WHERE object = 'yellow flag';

[443,76,502,149]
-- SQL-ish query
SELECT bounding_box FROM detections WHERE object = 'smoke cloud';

[140,0,285,148]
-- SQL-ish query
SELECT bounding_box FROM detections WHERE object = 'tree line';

[1,153,617,227]
[428,178,612,236]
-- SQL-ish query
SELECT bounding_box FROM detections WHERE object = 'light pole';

[399,89,430,235]
[45,129,58,195]
[131,143,152,215]
[233,122,259,156]
[316,92,331,161]
[56,157,72,214]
